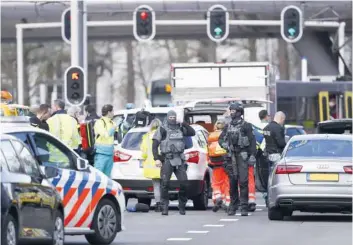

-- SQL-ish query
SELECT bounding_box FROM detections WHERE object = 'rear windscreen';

[317,122,352,134]
[121,132,146,151]
[285,139,352,158]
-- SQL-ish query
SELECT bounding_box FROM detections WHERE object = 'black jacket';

[218,119,257,156]
[263,121,286,154]
[29,116,49,131]
[152,123,196,161]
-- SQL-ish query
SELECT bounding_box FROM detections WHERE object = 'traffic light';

[65,66,86,106]
[281,5,303,43]
[207,5,229,42]
[133,5,155,42]
[61,8,71,44]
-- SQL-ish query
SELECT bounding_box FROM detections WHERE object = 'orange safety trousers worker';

[237,166,256,203]
[207,130,230,207]
[211,167,230,207]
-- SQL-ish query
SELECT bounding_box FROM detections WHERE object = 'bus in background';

[148,79,172,107]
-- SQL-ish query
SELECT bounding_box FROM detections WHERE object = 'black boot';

[155,202,162,212]
[179,206,186,215]
[248,203,256,212]
[161,205,168,216]
[227,206,237,216]
[212,199,223,212]
[241,207,248,216]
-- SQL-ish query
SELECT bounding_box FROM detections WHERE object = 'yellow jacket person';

[140,118,162,212]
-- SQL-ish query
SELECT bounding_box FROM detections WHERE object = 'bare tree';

[125,41,135,103]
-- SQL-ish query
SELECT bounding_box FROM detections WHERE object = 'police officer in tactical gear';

[219,103,257,216]
[152,110,196,216]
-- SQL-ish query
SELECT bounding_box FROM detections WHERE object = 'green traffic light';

[214,27,223,36]
[288,27,296,37]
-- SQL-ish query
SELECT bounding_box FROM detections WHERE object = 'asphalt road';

[65,193,352,245]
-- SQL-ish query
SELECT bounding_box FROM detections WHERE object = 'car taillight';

[114,150,131,162]
[343,166,352,174]
[186,151,199,164]
[275,165,302,174]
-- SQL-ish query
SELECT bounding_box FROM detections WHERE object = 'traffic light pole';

[70,0,87,104]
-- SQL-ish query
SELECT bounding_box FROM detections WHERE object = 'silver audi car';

[268,134,352,220]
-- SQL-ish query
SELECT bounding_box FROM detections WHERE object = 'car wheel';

[137,198,151,207]
[51,211,65,245]
[268,207,284,221]
[85,199,120,245]
[192,178,209,210]
[1,213,18,245]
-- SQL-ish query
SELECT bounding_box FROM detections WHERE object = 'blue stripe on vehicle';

[77,173,90,196]
[91,173,101,198]
[106,179,113,194]
[51,169,62,187]
[63,171,76,196]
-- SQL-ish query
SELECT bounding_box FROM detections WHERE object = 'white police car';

[2,117,125,245]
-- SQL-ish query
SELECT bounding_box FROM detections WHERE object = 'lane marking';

[257,204,266,207]
[187,231,209,234]
[167,238,192,241]
[256,209,263,211]
[220,219,239,222]
[203,224,224,227]
[236,213,252,216]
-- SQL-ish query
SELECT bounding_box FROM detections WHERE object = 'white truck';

[170,62,276,124]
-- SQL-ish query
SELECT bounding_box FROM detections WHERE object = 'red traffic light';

[140,11,148,20]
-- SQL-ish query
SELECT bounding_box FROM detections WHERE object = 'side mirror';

[285,135,290,143]
[44,166,59,179]
[77,158,89,171]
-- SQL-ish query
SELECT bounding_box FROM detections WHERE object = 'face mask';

[167,110,177,125]
[231,111,242,119]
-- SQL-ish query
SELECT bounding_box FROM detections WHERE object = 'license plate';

[307,173,339,182]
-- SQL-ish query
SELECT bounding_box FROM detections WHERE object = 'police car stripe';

[78,173,89,196]
[63,171,76,196]
[91,173,101,198]
[69,173,95,228]
[75,188,105,227]
[64,188,90,226]
[51,170,62,186]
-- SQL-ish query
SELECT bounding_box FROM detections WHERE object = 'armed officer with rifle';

[219,102,257,216]
[152,110,195,216]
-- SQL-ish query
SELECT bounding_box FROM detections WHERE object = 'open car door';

[181,97,272,132]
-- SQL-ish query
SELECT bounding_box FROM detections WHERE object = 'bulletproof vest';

[227,120,250,149]
[160,126,185,166]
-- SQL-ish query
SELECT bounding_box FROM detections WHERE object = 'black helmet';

[229,102,244,115]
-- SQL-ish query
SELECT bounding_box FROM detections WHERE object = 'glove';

[155,160,162,168]
[248,155,256,166]
[221,143,229,151]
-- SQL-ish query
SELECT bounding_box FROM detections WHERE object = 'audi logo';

[317,164,329,169]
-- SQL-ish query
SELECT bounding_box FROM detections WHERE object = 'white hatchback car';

[111,124,212,210]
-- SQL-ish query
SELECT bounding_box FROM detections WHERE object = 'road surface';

[66,193,352,245]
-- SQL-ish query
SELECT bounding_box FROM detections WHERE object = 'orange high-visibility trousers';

[248,166,256,203]
[238,166,256,203]
[211,167,230,206]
